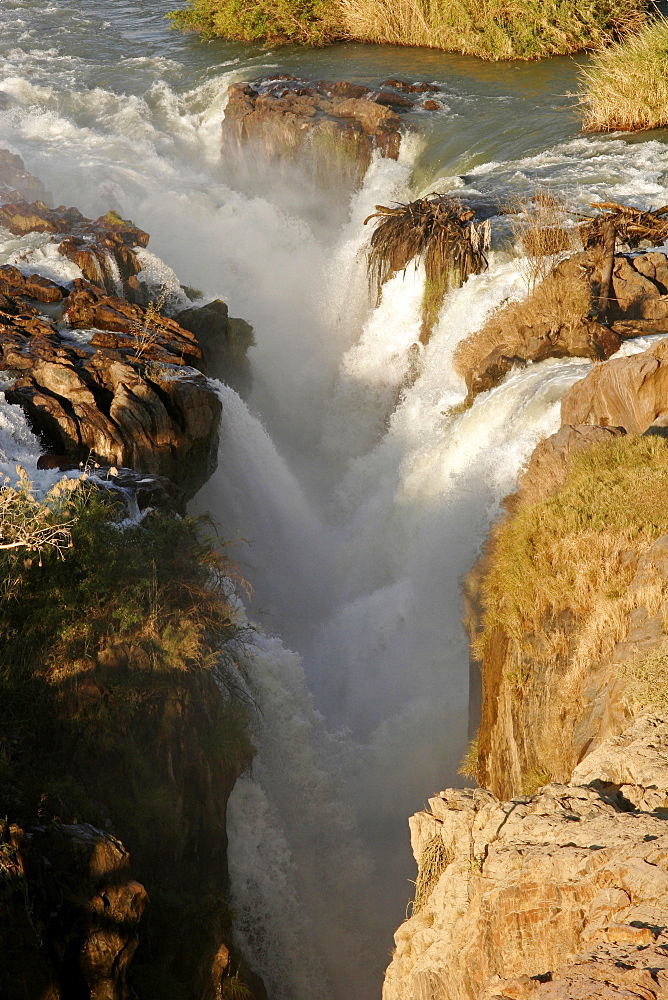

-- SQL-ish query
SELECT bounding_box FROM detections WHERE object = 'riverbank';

[168,0,649,60]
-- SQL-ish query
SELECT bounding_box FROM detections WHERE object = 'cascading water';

[2,2,668,997]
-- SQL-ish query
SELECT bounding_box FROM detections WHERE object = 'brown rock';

[0,148,47,203]
[221,75,436,187]
[561,336,668,433]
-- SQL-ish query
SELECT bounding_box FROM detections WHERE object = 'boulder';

[0,821,147,1000]
[222,76,438,187]
[176,298,255,394]
[561,336,668,433]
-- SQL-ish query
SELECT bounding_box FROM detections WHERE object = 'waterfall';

[2,8,668,993]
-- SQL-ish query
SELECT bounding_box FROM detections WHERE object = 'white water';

[2,3,668,997]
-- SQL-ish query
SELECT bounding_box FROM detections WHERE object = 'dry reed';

[337,0,648,60]
[579,15,668,131]
[452,268,592,379]
[365,194,490,343]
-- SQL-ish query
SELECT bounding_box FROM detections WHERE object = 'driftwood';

[364,194,491,344]
[577,200,668,319]
[579,200,668,250]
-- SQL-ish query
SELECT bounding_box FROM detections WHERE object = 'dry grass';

[365,194,490,343]
[510,188,581,289]
[337,0,648,60]
[453,267,592,379]
[478,436,668,784]
[457,736,479,780]
[412,836,451,913]
[579,16,668,131]
[477,436,668,658]
[623,639,668,711]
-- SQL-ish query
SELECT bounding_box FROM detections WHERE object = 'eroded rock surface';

[561,335,668,434]
[461,250,668,402]
[384,721,668,1000]
[0,267,220,494]
[0,820,147,1000]
[222,75,439,186]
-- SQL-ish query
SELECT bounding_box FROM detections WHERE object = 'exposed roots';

[364,194,491,343]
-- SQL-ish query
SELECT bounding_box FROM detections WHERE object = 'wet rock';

[176,298,255,394]
[0,148,47,203]
[0,198,150,301]
[0,821,147,1000]
[561,336,668,434]
[0,276,220,497]
[222,75,438,187]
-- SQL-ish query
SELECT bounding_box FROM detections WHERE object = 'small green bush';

[579,15,668,131]
[168,0,337,44]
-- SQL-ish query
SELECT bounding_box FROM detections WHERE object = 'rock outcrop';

[0,148,47,203]
[561,335,668,434]
[0,198,150,302]
[0,821,147,1000]
[459,250,668,402]
[384,718,668,1000]
[0,267,220,496]
[222,75,440,187]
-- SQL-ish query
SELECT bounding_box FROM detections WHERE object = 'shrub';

[579,15,668,131]
[336,0,648,61]
[167,0,338,44]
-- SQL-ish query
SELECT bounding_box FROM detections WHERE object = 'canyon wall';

[384,264,668,1000]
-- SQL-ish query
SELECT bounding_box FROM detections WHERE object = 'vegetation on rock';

[579,15,668,131]
[0,480,255,997]
[365,195,490,344]
[169,0,648,57]
[477,435,668,656]
[167,0,337,44]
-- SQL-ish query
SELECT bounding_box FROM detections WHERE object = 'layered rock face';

[222,75,440,187]
[461,249,668,401]
[384,719,668,1000]
[0,161,254,496]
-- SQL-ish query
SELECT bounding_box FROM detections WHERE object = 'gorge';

[3,2,668,999]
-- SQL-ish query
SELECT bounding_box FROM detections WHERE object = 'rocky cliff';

[0,152,261,999]
[384,718,668,1000]
[385,251,668,998]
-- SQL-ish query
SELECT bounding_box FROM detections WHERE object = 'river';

[1,3,668,997]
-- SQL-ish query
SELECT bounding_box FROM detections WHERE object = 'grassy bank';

[477,435,668,667]
[169,0,648,57]
[0,479,255,997]
[579,15,668,130]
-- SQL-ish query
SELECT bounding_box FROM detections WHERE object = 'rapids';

[2,2,668,997]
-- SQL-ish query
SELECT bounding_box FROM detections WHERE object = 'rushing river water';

[2,2,668,997]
